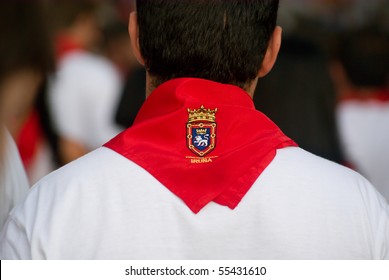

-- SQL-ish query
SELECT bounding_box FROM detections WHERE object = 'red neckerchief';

[55,34,84,61]
[16,110,42,171]
[105,78,297,213]
[338,89,389,103]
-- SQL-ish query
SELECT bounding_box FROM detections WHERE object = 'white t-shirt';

[0,130,29,231]
[337,100,389,202]
[0,146,388,259]
[49,51,123,150]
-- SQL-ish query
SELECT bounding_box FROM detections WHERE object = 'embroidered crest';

[187,106,217,157]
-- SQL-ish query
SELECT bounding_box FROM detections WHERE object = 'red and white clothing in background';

[336,90,389,202]
[16,110,55,184]
[49,35,123,152]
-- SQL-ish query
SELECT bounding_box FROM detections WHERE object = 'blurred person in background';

[253,0,387,165]
[102,21,134,77]
[48,0,123,164]
[238,0,347,164]
[0,1,59,186]
[92,0,144,129]
[0,1,54,229]
[332,28,389,202]
[268,0,388,170]
[105,0,147,129]
[254,35,343,163]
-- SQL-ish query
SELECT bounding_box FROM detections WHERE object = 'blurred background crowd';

[0,0,388,200]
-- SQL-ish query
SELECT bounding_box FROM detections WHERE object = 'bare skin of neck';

[145,73,258,99]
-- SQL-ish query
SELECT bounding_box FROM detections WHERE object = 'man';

[49,0,122,164]
[332,29,389,202]
[1,0,388,259]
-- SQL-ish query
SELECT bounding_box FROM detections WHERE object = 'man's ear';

[128,12,145,66]
[258,26,282,78]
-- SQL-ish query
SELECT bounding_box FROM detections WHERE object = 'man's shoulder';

[9,147,155,223]
[263,147,387,206]
[21,148,142,204]
[272,146,363,180]
[36,147,138,186]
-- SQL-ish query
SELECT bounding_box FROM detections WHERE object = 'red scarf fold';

[105,78,297,213]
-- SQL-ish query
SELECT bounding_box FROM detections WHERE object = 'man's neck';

[145,73,257,99]
[145,73,154,99]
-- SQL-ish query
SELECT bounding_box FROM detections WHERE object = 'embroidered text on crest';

[187,106,217,157]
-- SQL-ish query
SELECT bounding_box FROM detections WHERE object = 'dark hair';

[336,29,389,88]
[136,0,279,89]
[0,2,55,83]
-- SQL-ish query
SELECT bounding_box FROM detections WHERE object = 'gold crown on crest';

[188,105,217,123]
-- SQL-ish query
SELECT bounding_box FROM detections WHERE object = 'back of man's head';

[136,0,279,89]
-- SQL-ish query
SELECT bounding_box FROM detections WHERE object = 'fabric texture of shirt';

[0,146,388,259]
